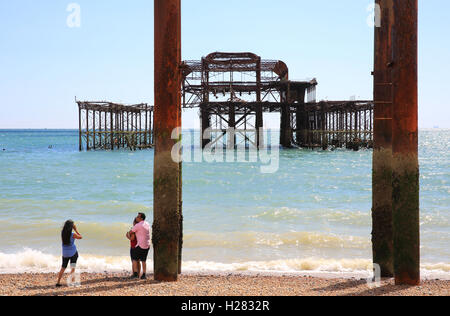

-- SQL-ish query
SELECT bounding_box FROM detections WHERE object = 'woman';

[56,220,83,287]
[126,218,140,278]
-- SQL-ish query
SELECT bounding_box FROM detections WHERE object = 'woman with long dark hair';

[56,220,83,287]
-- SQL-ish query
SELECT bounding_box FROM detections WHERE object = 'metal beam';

[372,0,394,278]
[153,0,182,282]
[391,0,420,286]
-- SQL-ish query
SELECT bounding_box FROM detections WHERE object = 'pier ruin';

[78,53,374,152]
[77,101,154,151]
[182,52,374,150]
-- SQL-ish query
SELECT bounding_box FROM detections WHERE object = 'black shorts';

[62,252,79,268]
[133,247,149,262]
[130,247,139,261]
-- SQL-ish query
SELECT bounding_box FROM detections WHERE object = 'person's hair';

[138,213,146,221]
[133,218,138,226]
[61,220,74,246]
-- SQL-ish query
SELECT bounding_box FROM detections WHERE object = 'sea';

[0,129,448,279]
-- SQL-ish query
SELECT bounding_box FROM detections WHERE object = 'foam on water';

[0,249,449,280]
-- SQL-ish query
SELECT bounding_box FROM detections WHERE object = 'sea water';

[0,129,448,278]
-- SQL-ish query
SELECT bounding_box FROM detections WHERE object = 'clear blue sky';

[0,0,448,129]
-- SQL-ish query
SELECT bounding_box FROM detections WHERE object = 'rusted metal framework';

[77,101,154,151]
[182,52,374,149]
[298,101,374,150]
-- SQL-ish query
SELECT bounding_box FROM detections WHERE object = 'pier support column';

[280,104,292,148]
[153,0,182,282]
[78,107,82,151]
[256,106,264,149]
[372,0,394,278]
[391,0,420,286]
[296,88,307,146]
[86,109,90,151]
[201,106,211,149]
[256,57,264,149]
[228,104,236,149]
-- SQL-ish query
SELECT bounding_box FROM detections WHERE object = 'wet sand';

[0,273,448,296]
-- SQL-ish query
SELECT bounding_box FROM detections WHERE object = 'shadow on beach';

[313,278,414,296]
[27,274,160,296]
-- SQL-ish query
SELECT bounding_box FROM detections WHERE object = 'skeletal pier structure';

[77,101,154,151]
[182,52,374,150]
[152,0,419,286]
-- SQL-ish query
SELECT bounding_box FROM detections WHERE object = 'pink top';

[131,221,151,250]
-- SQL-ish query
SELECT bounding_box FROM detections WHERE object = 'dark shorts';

[130,247,139,261]
[133,246,149,262]
[62,252,79,268]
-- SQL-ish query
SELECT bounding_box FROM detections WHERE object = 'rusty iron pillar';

[391,0,420,285]
[372,0,394,278]
[153,0,182,282]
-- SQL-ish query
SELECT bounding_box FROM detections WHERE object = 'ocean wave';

[0,216,371,250]
[249,207,371,226]
[0,249,449,280]
[0,199,151,217]
[184,231,370,249]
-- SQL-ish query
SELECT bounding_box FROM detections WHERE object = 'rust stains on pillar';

[391,0,420,286]
[177,0,183,276]
[153,0,182,282]
[372,0,394,278]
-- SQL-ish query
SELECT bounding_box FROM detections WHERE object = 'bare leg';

[132,260,139,277]
[68,266,79,286]
[57,267,66,285]
[141,261,146,276]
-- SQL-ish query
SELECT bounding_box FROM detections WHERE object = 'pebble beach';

[0,273,448,296]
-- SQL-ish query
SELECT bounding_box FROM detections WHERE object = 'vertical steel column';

[200,58,211,149]
[149,109,153,145]
[110,109,114,151]
[93,110,96,150]
[391,0,420,286]
[145,105,148,146]
[255,57,264,149]
[176,2,183,275]
[296,88,306,147]
[280,84,292,148]
[177,4,183,273]
[153,0,182,282]
[228,104,236,149]
[99,110,103,148]
[78,106,82,151]
[86,108,90,151]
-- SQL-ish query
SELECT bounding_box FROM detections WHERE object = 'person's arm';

[126,231,136,241]
[72,225,82,239]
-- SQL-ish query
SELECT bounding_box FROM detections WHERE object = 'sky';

[0,0,449,129]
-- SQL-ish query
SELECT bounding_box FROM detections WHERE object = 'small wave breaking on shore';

[0,249,449,280]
